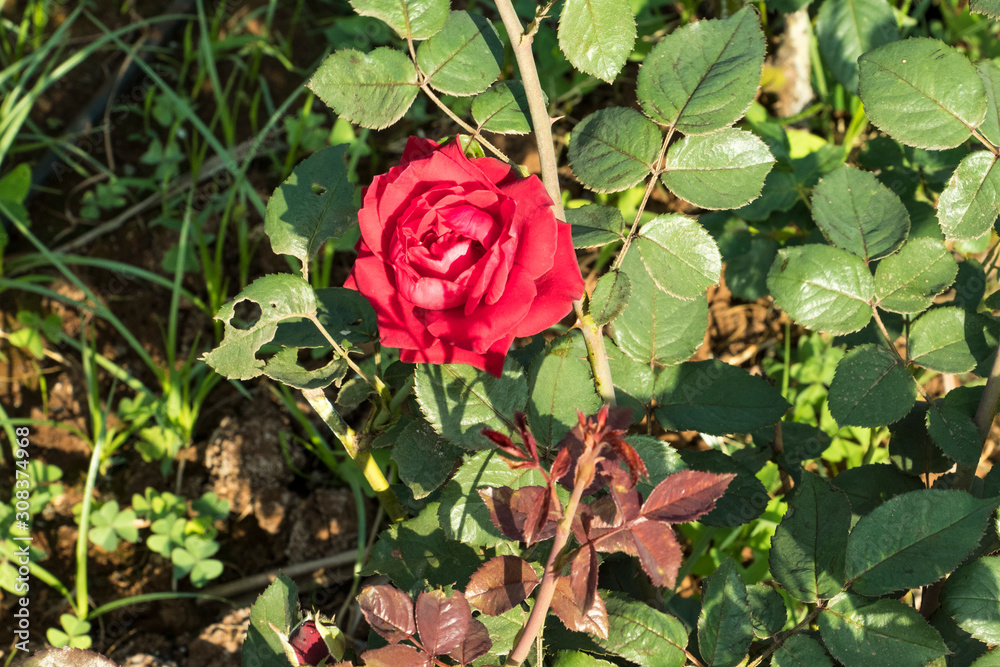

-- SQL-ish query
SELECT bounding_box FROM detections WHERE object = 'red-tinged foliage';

[415,590,471,657]
[482,413,546,474]
[357,585,416,644]
[630,518,685,588]
[550,577,609,639]
[642,470,738,524]
[479,486,560,544]
[359,644,432,667]
[466,555,540,616]
[554,406,644,494]
[570,543,599,612]
[445,618,493,665]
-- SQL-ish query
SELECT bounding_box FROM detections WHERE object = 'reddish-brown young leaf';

[357,585,416,644]
[630,518,684,588]
[415,589,471,657]
[570,543,599,612]
[359,643,432,667]
[550,576,610,639]
[607,434,648,485]
[641,471,736,524]
[481,428,531,464]
[445,618,493,665]
[514,412,541,466]
[465,555,540,616]
[550,445,573,482]
[478,486,524,542]
[607,466,642,521]
[519,484,560,545]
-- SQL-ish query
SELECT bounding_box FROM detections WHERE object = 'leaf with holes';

[568,107,661,193]
[465,556,540,616]
[348,0,449,39]
[309,48,418,130]
[828,344,915,427]
[660,129,774,210]
[858,38,987,150]
[636,6,764,133]
[634,215,722,299]
[811,165,909,261]
[767,245,875,335]
[264,145,356,266]
[416,11,504,96]
[875,238,958,314]
[558,0,635,83]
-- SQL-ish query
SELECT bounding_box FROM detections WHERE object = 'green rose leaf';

[747,584,787,639]
[978,60,1000,147]
[697,559,753,667]
[832,464,923,518]
[593,591,688,667]
[614,250,708,367]
[527,333,603,448]
[608,340,656,410]
[244,574,299,667]
[589,270,631,326]
[568,107,661,193]
[438,451,546,548]
[942,557,1000,644]
[390,420,464,499]
[858,38,987,150]
[772,635,834,667]
[417,11,504,96]
[264,145,356,266]
[628,434,686,498]
[875,237,958,314]
[811,165,909,261]
[818,592,948,667]
[815,0,898,93]
[309,48,418,130]
[971,0,1000,18]
[926,403,982,467]
[204,274,320,381]
[636,6,765,133]
[654,360,790,435]
[558,0,636,83]
[660,128,774,210]
[366,502,482,590]
[889,404,953,476]
[937,151,1000,241]
[634,214,722,299]
[472,81,535,135]
[847,489,1000,597]
[414,357,528,450]
[828,344,916,427]
[908,307,977,373]
[566,204,628,249]
[348,0,449,39]
[770,472,852,602]
[767,245,875,335]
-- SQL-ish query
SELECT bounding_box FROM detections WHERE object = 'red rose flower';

[345,137,584,377]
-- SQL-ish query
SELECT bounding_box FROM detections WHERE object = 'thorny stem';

[957,336,1000,489]
[494,0,616,407]
[307,315,392,407]
[611,126,676,273]
[504,466,592,666]
[420,83,512,164]
[300,387,407,523]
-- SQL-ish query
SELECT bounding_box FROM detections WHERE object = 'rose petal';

[502,176,558,280]
[421,270,536,354]
[400,136,441,165]
[348,242,436,351]
[399,334,512,377]
[513,224,584,337]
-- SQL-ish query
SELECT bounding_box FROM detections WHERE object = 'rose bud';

[277,616,346,667]
[346,136,585,377]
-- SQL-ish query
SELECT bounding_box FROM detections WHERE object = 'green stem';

[76,429,103,619]
[493,0,616,407]
[958,337,1000,490]
[300,387,407,523]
